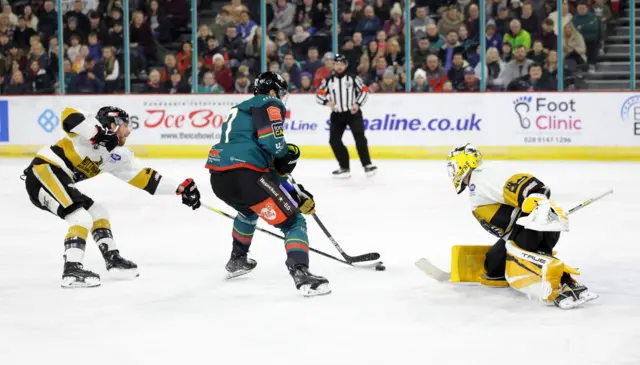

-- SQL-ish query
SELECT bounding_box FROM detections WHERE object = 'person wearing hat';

[316,54,377,178]
[457,66,480,91]
[485,19,503,51]
[495,4,512,36]
[437,5,464,37]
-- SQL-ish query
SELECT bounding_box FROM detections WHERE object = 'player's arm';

[61,107,101,139]
[109,150,201,209]
[253,102,300,176]
[502,173,549,210]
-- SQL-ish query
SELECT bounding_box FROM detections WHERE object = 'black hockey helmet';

[334,53,348,65]
[96,106,130,129]
[254,71,288,100]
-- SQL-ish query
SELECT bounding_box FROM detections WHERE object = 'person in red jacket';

[176,41,192,75]
[424,54,448,92]
[313,52,334,88]
[212,53,233,92]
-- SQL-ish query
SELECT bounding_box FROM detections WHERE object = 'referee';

[316,54,377,178]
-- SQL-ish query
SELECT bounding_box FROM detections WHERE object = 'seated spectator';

[23,5,38,31]
[160,54,178,82]
[67,35,81,62]
[540,18,557,51]
[130,11,157,67]
[269,0,296,36]
[592,0,612,54]
[5,44,26,73]
[495,5,511,36]
[298,72,315,93]
[3,4,17,27]
[222,25,245,68]
[46,36,59,78]
[176,42,192,75]
[562,23,587,65]
[282,53,301,88]
[234,70,251,93]
[548,1,573,35]
[447,53,466,89]
[474,47,505,90]
[203,36,222,61]
[212,53,232,92]
[147,0,169,43]
[411,7,434,37]
[62,59,75,89]
[269,60,280,73]
[105,20,124,51]
[237,11,257,40]
[38,0,57,42]
[498,44,533,87]
[507,0,522,20]
[520,2,540,37]
[65,17,85,45]
[439,31,465,70]
[223,0,249,23]
[352,32,364,51]
[508,63,556,90]
[465,4,480,40]
[341,8,357,38]
[342,38,361,74]
[27,60,53,94]
[544,49,558,80]
[369,56,388,85]
[412,37,433,69]
[0,32,10,55]
[424,54,448,92]
[244,30,262,73]
[356,6,382,45]
[485,20,503,51]
[376,30,388,54]
[71,56,104,94]
[4,70,30,94]
[437,5,464,36]
[212,9,235,43]
[442,80,454,92]
[384,4,404,39]
[88,11,108,43]
[14,17,36,51]
[281,71,298,92]
[65,0,89,35]
[72,45,89,72]
[198,71,224,93]
[353,0,365,22]
[0,14,15,39]
[572,1,599,71]
[412,68,432,92]
[87,33,102,61]
[457,67,480,91]
[29,42,48,70]
[313,52,333,88]
[385,39,404,69]
[458,25,476,52]
[366,39,383,68]
[144,69,166,93]
[273,30,290,61]
[504,19,531,52]
[425,23,445,50]
[527,40,547,64]
[501,42,513,62]
[291,25,310,61]
[165,69,190,94]
[378,68,401,92]
[357,54,372,85]
[102,46,120,92]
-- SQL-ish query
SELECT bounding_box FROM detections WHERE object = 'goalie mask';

[446,143,482,194]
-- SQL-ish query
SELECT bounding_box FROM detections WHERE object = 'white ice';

[0,158,639,365]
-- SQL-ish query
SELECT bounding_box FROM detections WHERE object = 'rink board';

[1,93,639,160]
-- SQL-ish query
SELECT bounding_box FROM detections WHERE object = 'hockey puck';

[375,263,386,271]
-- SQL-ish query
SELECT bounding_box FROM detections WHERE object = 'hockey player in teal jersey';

[206,71,330,297]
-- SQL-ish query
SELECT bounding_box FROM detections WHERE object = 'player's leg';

[482,238,509,287]
[347,110,377,176]
[328,112,351,178]
[25,162,100,288]
[87,203,139,278]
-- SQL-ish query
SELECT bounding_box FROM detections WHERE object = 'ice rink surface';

[0,158,639,365]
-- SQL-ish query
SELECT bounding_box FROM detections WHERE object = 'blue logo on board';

[0,100,8,142]
[38,109,59,133]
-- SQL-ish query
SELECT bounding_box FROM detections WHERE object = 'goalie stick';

[415,189,614,282]
[202,203,384,270]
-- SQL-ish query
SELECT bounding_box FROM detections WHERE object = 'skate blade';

[61,277,101,288]
[226,269,254,279]
[332,173,351,179]
[580,291,599,303]
[299,283,331,297]
[365,170,377,177]
[107,268,140,280]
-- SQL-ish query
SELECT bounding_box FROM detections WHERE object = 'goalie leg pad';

[505,240,565,302]
[450,245,491,283]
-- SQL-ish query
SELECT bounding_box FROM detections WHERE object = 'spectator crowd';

[0,0,617,94]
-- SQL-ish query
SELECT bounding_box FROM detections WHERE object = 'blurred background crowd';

[0,0,634,94]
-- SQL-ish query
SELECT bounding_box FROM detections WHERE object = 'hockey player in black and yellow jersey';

[23,106,202,288]
[446,144,598,309]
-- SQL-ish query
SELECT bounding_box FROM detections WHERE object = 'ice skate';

[554,281,599,309]
[225,253,257,279]
[364,164,378,177]
[100,244,139,279]
[288,264,331,297]
[61,262,100,288]
[331,168,351,179]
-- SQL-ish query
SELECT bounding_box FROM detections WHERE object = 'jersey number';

[223,108,238,143]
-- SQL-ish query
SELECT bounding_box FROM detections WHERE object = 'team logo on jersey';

[109,153,121,163]
[272,122,284,138]
[259,202,278,221]
[266,106,282,121]
[209,149,222,158]
[469,184,475,192]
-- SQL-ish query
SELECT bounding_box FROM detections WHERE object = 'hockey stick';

[414,189,614,282]
[311,213,381,263]
[202,203,384,270]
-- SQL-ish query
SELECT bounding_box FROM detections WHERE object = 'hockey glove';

[177,178,201,210]
[292,183,315,215]
[273,144,300,175]
[91,126,119,151]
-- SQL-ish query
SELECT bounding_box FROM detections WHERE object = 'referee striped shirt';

[316,74,369,113]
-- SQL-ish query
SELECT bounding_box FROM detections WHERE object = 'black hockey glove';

[292,183,315,215]
[273,144,300,175]
[177,178,201,210]
[91,126,119,151]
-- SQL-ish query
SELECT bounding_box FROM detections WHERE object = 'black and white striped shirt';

[316,74,369,113]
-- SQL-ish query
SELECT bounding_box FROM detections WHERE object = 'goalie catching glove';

[273,144,300,175]
[517,193,569,232]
